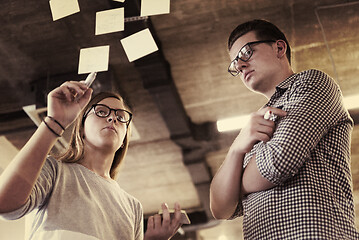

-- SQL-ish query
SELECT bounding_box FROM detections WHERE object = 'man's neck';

[263,67,294,99]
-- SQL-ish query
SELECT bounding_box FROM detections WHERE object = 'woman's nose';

[107,111,117,123]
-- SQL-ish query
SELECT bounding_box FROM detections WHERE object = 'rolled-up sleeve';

[256,70,348,185]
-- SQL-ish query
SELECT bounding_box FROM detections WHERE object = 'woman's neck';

[79,147,114,179]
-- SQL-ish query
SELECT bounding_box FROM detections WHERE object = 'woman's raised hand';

[47,81,93,129]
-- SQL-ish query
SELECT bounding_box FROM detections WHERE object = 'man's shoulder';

[297,69,333,81]
[278,69,330,90]
[294,69,337,88]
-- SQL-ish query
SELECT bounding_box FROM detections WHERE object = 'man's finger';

[261,107,287,119]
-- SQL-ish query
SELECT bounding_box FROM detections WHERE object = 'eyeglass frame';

[82,104,133,125]
[228,40,276,76]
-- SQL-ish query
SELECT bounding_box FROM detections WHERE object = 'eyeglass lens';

[228,40,276,76]
[94,105,131,123]
[228,44,253,75]
[239,45,253,61]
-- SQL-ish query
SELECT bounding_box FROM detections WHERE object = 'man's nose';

[235,59,248,73]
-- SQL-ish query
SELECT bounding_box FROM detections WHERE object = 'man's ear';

[276,40,287,59]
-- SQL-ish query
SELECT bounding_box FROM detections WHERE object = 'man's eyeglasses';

[83,104,132,124]
[228,40,276,76]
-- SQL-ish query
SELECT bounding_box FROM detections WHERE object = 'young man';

[210,19,359,239]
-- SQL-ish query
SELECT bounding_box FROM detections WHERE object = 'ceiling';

[1,0,359,239]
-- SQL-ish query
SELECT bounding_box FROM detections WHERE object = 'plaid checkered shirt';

[230,69,359,239]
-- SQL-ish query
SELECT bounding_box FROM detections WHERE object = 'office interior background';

[0,0,359,239]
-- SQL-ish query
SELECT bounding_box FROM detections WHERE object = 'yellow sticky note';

[140,0,170,17]
[120,29,158,62]
[78,46,110,74]
[49,0,80,21]
[96,8,124,35]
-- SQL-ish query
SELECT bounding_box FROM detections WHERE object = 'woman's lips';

[104,126,117,133]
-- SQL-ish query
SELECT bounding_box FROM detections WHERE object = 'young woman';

[0,80,182,240]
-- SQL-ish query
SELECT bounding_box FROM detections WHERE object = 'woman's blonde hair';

[58,92,132,179]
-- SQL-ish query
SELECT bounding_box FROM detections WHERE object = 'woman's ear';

[276,40,287,59]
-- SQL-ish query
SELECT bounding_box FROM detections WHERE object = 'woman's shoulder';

[42,155,62,175]
[109,183,143,218]
[116,184,142,205]
[46,155,60,165]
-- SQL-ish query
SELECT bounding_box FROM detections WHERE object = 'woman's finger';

[147,216,154,230]
[161,203,170,228]
[153,214,162,229]
[172,202,181,225]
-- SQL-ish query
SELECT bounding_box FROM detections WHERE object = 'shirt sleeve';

[0,156,58,220]
[228,201,243,220]
[134,201,144,240]
[255,70,351,185]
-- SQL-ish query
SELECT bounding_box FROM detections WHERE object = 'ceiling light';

[218,235,228,240]
[217,115,250,132]
[343,94,359,110]
[217,94,359,132]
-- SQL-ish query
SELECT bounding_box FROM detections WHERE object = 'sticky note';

[49,0,80,21]
[78,46,110,74]
[95,8,124,35]
[120,29,158,62]
[140,0,170,17]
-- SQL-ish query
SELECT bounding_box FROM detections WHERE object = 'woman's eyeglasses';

[83,104,132,124]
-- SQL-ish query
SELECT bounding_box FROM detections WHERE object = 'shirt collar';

[276,73,297,91]
[266,73,297,106]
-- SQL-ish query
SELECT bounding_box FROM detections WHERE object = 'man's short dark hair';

[228,19,291,64]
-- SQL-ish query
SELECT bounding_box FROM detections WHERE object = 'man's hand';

[231,107,287,154]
